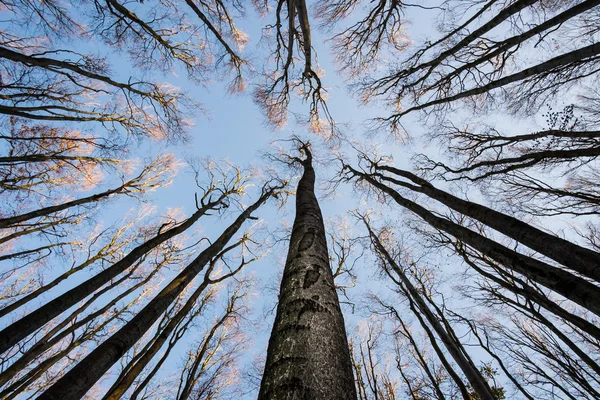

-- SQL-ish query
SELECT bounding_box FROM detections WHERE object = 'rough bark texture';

[259,150,356,400]
[37,188,276,400]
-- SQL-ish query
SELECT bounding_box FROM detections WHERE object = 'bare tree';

[37,179,285,400]
[346,0,600,133]
[0,166,248,353]
[259,140,356,399]
[341,160,600,316]
[102,236,258,399]
[254,1,334,137]
[361,214,497,400]
[175,279,251,400]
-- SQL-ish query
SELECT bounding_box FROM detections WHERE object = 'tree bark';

[259,148,356,400]
[0,198,222,354]
[37,185,279,400]
[377,164,600,282]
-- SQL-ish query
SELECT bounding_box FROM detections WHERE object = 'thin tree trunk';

[403,0,538,77]
[0,197,223,354]
[453,242,600,341]
[0,242,72,262]
[421,0,600,94]
[0,244,115,318]
[397,42,600,117]
[348,166,600,316]
[0,258,159,387]
[394,313,446,399]
[366,223,496,400]
[102,246,240,400]
[37,185,280,400]
[459,317,536,400]
[0,179,130,229]
[377,164,600,282]
[259,146,356,400]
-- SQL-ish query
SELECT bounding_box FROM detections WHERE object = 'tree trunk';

[102,281,212,399]
[0,178,129,229]
[259,148,356,400]
[37,185,279,400]
[0,198,223,354]
[349,166,600,316]
[377,164,600,282]
[366,224,496,400]
[398,41,600,117]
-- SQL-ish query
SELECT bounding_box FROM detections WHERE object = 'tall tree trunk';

[0,173,138,229]
[0,258,161,387]
[452,241,600,341]
[365,222,496,400]
[376,164,600,281]
[347,166,600,316]
[102,239,247,400]
[397,42,600,117]
[259,146,356,400]
[37,184,280,400]
[0,198,224,354]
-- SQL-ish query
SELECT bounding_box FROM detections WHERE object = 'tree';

[361,214,497,400]
[37,179,285,399]
[102,237,258,399]
[259,141,356,399]
[342,159,600,316]
[345,0,600,133]
[0,167,247,353]
[2,0,600,398]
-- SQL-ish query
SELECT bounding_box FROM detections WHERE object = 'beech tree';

[259,141,356,399]
[361,215,497,400]
[0,166,248,354]
[37,179,285,399]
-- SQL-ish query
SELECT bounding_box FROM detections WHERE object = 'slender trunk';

[442,146,600,177]
[455,244,600,341]
[259,150,356,399]
[0,154,112,164]
[0,199,221,354]
[0,260,158,387]
[0,220,68,245]
[506,293,600,381]
[0,180,128,229]
[37,186,278,400]
[378,164,600,282]
[395,315,446,399]
[0,247,111,318]
[349,167,600,316]
[176,309,231,400]
[403,0,538,78]
[366,225,496,400]
[102,280,210,399]
[423,0,600,94]
[0,242,72,262]
[460,317,536,400]
[407,295,471,399]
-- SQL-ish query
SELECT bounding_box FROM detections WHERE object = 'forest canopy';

[0,0,599,399]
